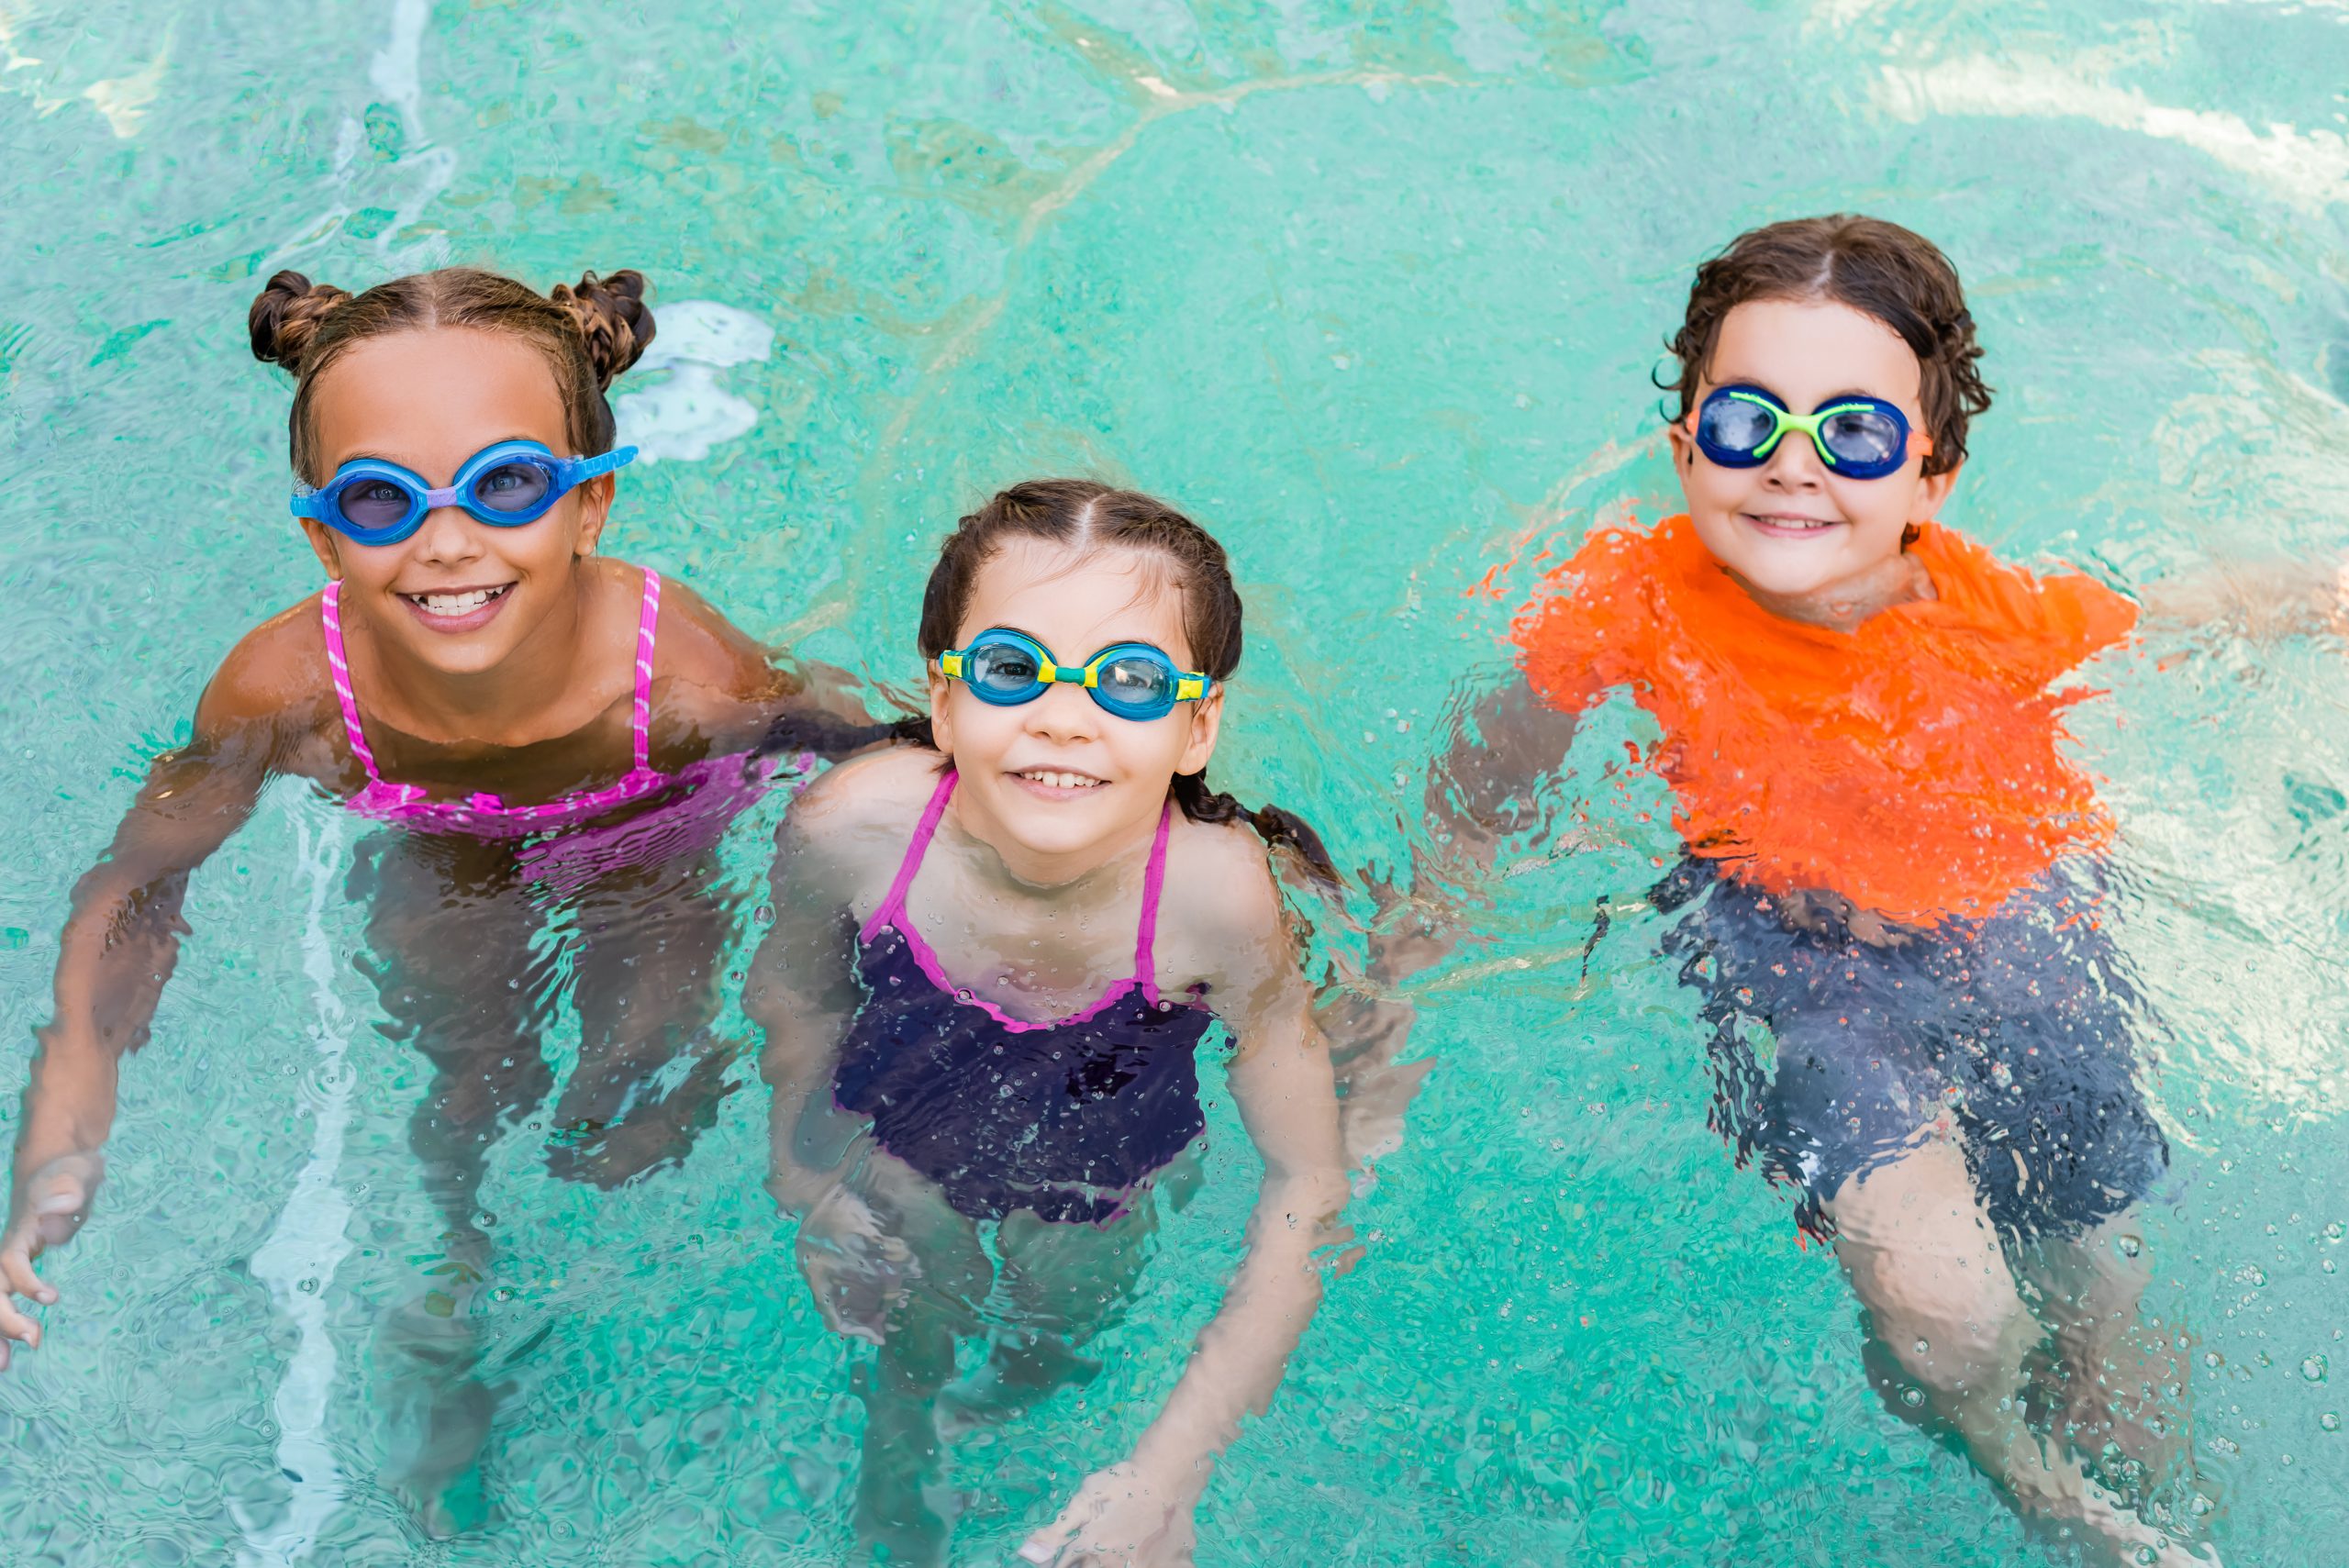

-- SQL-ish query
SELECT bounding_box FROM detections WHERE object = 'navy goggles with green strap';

[1689,384,1932,481]
[936,628,1214,722]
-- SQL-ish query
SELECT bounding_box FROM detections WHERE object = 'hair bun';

[551,269,655,390]
[248,271,352,373]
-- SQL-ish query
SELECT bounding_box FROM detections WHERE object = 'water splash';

[614,300,774,464]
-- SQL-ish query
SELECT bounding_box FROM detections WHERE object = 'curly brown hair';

[248,266,655,484]
[1662,216,1991,476]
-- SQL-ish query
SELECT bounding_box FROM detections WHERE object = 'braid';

[550,268,655,389]
[248,271,353,375]
[1171,770,1339,884]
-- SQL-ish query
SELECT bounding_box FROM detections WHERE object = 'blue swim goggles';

[290,439,639,545]
[936,628,1215,722]
[1687,385,1931,481]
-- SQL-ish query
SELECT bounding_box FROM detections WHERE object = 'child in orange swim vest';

[1392,216,2343,1566]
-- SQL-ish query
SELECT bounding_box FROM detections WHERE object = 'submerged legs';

[1830,1140,2209,1566]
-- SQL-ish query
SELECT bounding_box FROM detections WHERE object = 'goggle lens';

[1092,653,1177,717]
[966,639,1044,698]
[473,459,552,514]
[1819,406,1901,469]
[1698,395,1778,457]
[337,478,415,531]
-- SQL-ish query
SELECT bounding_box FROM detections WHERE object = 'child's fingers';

[0,1286,42,1355]
[1,1242,55,1308]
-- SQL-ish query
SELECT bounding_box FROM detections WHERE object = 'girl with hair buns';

[750,479,1351,1567]
[0,263,877,1529]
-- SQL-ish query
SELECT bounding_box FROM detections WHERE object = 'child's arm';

[1,673,279,1368]
[2137,556,2349,643]
[1021,839,1351,1568]
[1371,678,1583,983]
[743,756,911,1342]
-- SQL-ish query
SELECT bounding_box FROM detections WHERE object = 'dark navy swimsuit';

[832,771,1213,1226]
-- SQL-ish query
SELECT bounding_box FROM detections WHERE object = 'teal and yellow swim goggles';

[935,628,1214,722]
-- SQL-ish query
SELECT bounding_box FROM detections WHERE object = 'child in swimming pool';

[0,264,876,1526]
[1389,217,2343,1564]
[748,480,1350,1568]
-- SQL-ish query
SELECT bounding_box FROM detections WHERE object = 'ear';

[1910,460,1963,523]
[1175,689,1223,776]
[926,661,957,756]
[1666,415,1696,471]
[300,518,344,580]
[572,473,617,558]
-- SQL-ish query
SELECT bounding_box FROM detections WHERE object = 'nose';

[1022,681,1101,744]
[408,502,487,567]
[1761,427,1829,491]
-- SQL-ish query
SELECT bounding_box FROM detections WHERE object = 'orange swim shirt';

[1509,515,2138,927]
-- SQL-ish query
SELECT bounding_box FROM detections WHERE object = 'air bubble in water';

[2114,1233,2143,1258]
[1914,1338,1931,1355]
[2321,1413,2341,1432]
[2304,1355,2330,1384]
[1900,1386,1924,1408]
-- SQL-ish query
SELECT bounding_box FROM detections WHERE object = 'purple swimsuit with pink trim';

[321,568,776,889]
[833,770,1213,1225]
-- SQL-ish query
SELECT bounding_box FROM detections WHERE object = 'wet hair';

[1661,215,1991,476]
[895,477,1336,882]
[248,265,654,484]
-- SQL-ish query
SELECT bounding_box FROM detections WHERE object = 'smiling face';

[1666,297,1959,603]
[928,538,1222,879]
[299,326,612,675]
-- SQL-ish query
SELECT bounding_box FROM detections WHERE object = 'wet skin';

[1,323,872,1528]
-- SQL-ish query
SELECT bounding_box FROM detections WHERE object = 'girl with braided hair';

[749,479,1351,1566]
[0,264,879,1529]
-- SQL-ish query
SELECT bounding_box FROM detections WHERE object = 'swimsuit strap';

[1133,800,1174,993]
[631,569,662,771]
[866,768,960,940]
[319,580,384,784]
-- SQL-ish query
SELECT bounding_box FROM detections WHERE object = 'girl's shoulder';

[195,592,334,738]
[1155,810,1292,955]
[782,745,945,857]
[769,745,946,913]
[610,558,781,703]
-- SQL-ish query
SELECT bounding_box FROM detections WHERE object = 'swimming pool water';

[2,0,2346,1562]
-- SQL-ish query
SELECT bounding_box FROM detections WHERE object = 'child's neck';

[1727,547,1938,633]
[941,786,1163,907]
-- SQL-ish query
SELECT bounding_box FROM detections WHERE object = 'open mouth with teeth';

[400,584,515,621]
[1012,768,1108,793]
[1742,512,1843,537]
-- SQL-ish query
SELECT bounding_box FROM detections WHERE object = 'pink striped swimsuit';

[321,569,776,886]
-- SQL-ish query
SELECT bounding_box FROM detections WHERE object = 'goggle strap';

[571,446,639,481]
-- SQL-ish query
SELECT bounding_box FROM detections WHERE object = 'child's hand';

[1018,1461,1202,1567]
[792,1184,912,1345]
[0,1151,104,1371]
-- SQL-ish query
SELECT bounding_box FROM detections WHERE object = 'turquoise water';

[4,0,2349,1561]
